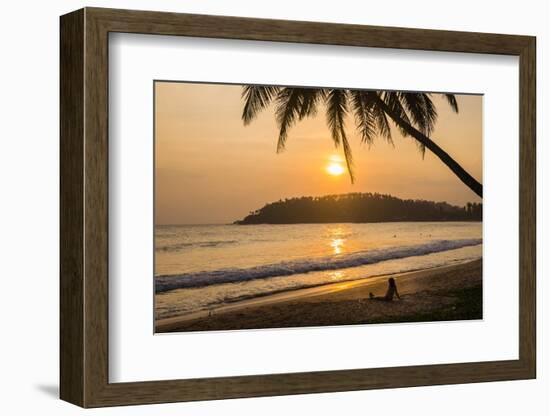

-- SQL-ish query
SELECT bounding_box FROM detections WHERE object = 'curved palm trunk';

[375,97,483,198]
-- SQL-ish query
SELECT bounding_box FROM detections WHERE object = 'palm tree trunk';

[375,97,483,198]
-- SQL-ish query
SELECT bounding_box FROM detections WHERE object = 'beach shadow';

[35,384,59,399]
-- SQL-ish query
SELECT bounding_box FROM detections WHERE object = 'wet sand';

[156,259,482,333]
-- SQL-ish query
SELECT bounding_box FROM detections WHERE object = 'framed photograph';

[60,7,536,407]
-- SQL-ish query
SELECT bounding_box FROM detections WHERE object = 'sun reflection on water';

[330,238,344,255]
[327,225,349,255]
[328,270,345,281]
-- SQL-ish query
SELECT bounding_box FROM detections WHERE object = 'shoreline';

[155,259,482,333]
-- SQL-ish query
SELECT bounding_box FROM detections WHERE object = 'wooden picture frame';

[60,7,536,408]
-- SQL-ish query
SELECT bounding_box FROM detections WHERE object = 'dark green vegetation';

[235,192,482,224]
[242,86,483,197]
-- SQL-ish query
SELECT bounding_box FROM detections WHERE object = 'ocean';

[154,222,482,320]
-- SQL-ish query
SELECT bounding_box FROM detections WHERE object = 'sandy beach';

[156,259,482,333]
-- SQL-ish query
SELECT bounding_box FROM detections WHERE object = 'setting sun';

[326,162,345,176]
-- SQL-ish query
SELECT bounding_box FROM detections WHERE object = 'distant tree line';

[234,192,482,224]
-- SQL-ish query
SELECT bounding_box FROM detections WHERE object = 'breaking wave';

[155,238,482,293]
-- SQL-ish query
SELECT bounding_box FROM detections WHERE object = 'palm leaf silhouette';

[241,86,482,197]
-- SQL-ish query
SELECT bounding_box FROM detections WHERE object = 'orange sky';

[155,82,482,225]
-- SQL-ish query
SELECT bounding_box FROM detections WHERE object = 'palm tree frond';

[372,97,394,146]
[350,91,377,146]
[442,93,459,113]
[275,88,308,152]
[297,88,327,119]
[393,92,437,136]
[325,89,348,147]
[325,89,355,183]
[416,142,426,159]
[273,88,328,152]
[240,85,482,197]
[241,85,280,125]
[382,92,412,138]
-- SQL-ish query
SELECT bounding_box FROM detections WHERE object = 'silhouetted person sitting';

[369,277,401,301]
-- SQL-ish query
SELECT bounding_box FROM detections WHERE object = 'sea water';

[155,222,482,320]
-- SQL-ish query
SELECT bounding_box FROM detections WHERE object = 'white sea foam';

[155,238,482,293]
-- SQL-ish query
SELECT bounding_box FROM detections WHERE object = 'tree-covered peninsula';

[234,193,482,224]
